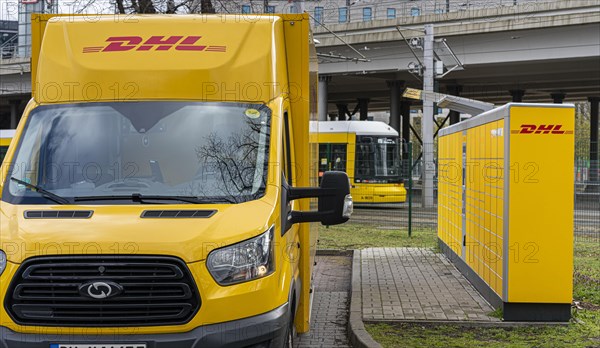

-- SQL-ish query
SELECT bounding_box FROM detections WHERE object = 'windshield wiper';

[73,193,232,204]
[10,177,71,205]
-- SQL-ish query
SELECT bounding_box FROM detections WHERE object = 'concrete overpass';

[314,0,600,115]
[1,1,599,130]
[311,0,600,205]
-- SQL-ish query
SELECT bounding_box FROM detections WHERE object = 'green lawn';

[366,311,600,348]
[317,223,600,348]
[573,240,600,306]
[317,223,437,250]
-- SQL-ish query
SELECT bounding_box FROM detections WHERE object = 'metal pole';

[358,98,370,121]
[10,100,18,129]
[401,100,411,144]
[408,142,413,237]
[318,76,331,121]
[388,80,403,131]
[337,104,348,121]
[509,89,525,102]
[590,97,599,188]
[422,24,435,208]
[447,85,462,125]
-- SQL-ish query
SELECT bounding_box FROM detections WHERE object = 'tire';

[283,309,296,348]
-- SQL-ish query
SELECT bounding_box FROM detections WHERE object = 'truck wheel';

[284,316,296,348]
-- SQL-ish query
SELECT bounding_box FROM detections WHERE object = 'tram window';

[356,136,400,180]
[356,143,374,177]
[318,143,347,175]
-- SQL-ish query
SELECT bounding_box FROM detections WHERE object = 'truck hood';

[0,198,276,264]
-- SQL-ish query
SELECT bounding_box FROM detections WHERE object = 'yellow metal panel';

[315,133,348,144]
[33,15,291,104]
[463,119,506,297]
[438,131,463,255]
[282,14,317,334]
[507,106,574,303]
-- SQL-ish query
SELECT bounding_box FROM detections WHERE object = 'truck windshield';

[3,102,271,204]
[355,136,401,183]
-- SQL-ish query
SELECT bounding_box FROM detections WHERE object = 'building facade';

[206,0,551,25]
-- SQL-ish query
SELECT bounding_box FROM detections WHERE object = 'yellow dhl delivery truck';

[0,14,353,347]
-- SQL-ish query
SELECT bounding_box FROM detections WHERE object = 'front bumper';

[0,303,289,348]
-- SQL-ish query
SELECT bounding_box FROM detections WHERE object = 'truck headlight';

[0,250,6,276]
[207,227,275,286]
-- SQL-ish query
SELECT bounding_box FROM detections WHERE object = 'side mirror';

[285,171,353,226]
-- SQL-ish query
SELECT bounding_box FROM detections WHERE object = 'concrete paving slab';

[296,254,352,348]
[360,248,500,323]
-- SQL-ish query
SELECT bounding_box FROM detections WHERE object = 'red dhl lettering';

[511,124,573,135]
[82,36,227,53]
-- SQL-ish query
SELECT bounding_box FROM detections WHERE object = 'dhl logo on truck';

[511,124,573,135]
[83,36,227,53]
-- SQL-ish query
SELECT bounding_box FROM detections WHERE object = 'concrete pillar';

[9,100,19,129]
[387,80,404,131]
[422,24,435,208]
[336,104,348,121]
[509,89,525,102]
[358,98,370,121]
[318,75,331,121]
[551,92,566,104]
[401,100,411,144]
[446,85,462,125]
[590,97,599,186]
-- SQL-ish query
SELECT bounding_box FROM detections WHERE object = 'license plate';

[50,345,147,348]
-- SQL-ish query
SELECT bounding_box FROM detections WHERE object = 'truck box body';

[0,14,347,347]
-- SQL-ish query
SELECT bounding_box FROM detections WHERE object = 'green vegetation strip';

[318,224,437,250]
[318,224,600,347]
[366,310,599,348]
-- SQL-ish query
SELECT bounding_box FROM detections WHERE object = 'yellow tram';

[311,121,407,203]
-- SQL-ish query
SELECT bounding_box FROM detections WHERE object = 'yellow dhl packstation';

[438,103,574,321]
[0,14,352,347]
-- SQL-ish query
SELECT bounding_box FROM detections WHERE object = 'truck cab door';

[282,111,301,274]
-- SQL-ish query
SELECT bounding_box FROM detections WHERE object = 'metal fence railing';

[574,141,599,243]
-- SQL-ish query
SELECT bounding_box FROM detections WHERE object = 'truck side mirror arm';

[284,171,353,227]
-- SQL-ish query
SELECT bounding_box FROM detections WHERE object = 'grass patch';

[488,307,503,320]
[573,240,600,306]
[366,310,600,348]
[317,223,437,250]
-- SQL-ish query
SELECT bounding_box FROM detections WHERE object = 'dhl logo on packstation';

[83,36,227,53]
[511,124,573,135]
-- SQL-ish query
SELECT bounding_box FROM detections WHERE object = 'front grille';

[24,210,93,219]
[141,210,216,218]
[5,255,201,327]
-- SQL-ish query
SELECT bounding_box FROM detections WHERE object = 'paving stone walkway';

[361,248,500,322]
[296,254,352,348]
